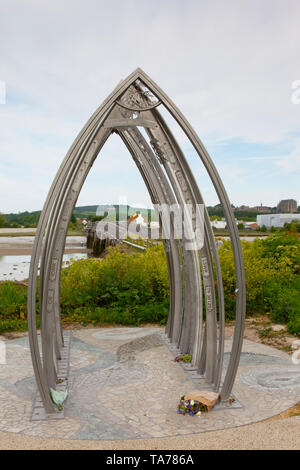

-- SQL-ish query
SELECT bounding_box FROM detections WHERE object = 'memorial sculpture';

[28,69,246,414]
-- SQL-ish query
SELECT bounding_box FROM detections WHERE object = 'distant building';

[150,221,159,229]
[236,205,252,211]
[245,222,260,230]
[236,204,271,213]
[128,213,147,226]
[277,199,297,213]
[253,204,272,213]
[257,213,300,228]
[78,218,88,226]
[210,218,240,229]
[211,220,227,230]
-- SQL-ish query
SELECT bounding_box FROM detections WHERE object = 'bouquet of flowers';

[174,354,192,363]
[177,395,208,416]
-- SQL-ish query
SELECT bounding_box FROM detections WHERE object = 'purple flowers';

[174,354,192,363]
[177,395,207,416]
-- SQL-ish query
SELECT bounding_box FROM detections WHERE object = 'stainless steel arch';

[118,127,184,346]
[28,69,246,413]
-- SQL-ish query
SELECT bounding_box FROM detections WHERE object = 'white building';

[210,218,239,230]
[150,221,159,229]
[135,213,147,226]
[257,213,300,228]
[211,220,227,229]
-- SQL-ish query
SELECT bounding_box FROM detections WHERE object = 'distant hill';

[4,205,158,228]
[5,203,283,228]
[4,210,42,228]
[74,205,158,222]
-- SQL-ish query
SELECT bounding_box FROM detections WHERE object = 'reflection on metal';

[28,69,246,413]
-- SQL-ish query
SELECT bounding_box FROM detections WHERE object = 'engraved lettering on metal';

[201,257,209,278]
[50,259,59,282]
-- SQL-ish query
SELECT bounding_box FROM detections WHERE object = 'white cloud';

[0,171,50,213]
[276,141,300,171]
[0,0,300,211]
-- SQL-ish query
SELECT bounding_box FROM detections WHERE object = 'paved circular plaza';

[0,326,299,440]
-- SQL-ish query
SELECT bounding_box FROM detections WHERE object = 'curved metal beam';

[131,69,246,400]
[28,69,245,414]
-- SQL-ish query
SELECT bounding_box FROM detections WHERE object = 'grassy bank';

[213,230,269,237]
[0,232,37,238]
[0,230,84,237]
[0,232,299,335]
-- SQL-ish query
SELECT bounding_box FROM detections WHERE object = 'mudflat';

[0,235,88,256]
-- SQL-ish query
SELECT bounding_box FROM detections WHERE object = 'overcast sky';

[0,0,299,213]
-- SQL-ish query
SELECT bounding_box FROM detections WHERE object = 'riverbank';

[0,247,89,256]
[0,228,83,237]
[0,236,89,282]
[0,235,87,256]
[214,230,269,237]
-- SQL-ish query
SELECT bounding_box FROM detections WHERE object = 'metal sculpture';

[28,69,246,413]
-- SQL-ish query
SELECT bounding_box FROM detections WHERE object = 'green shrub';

[0,316,40,334]
[217,234,300,331]
[60,244,169,311]
[260,233,300,274]
[0,282,27,318]
[287,311,300,336]
[62,302,169,327]
[263,281,300,324]
[0,233,299,334]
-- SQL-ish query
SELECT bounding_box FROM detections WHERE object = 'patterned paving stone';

[0,327,299,440]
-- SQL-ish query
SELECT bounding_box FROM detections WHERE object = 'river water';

[0,236,88,281]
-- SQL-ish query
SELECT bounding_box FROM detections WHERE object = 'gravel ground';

[0,415,299,450]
